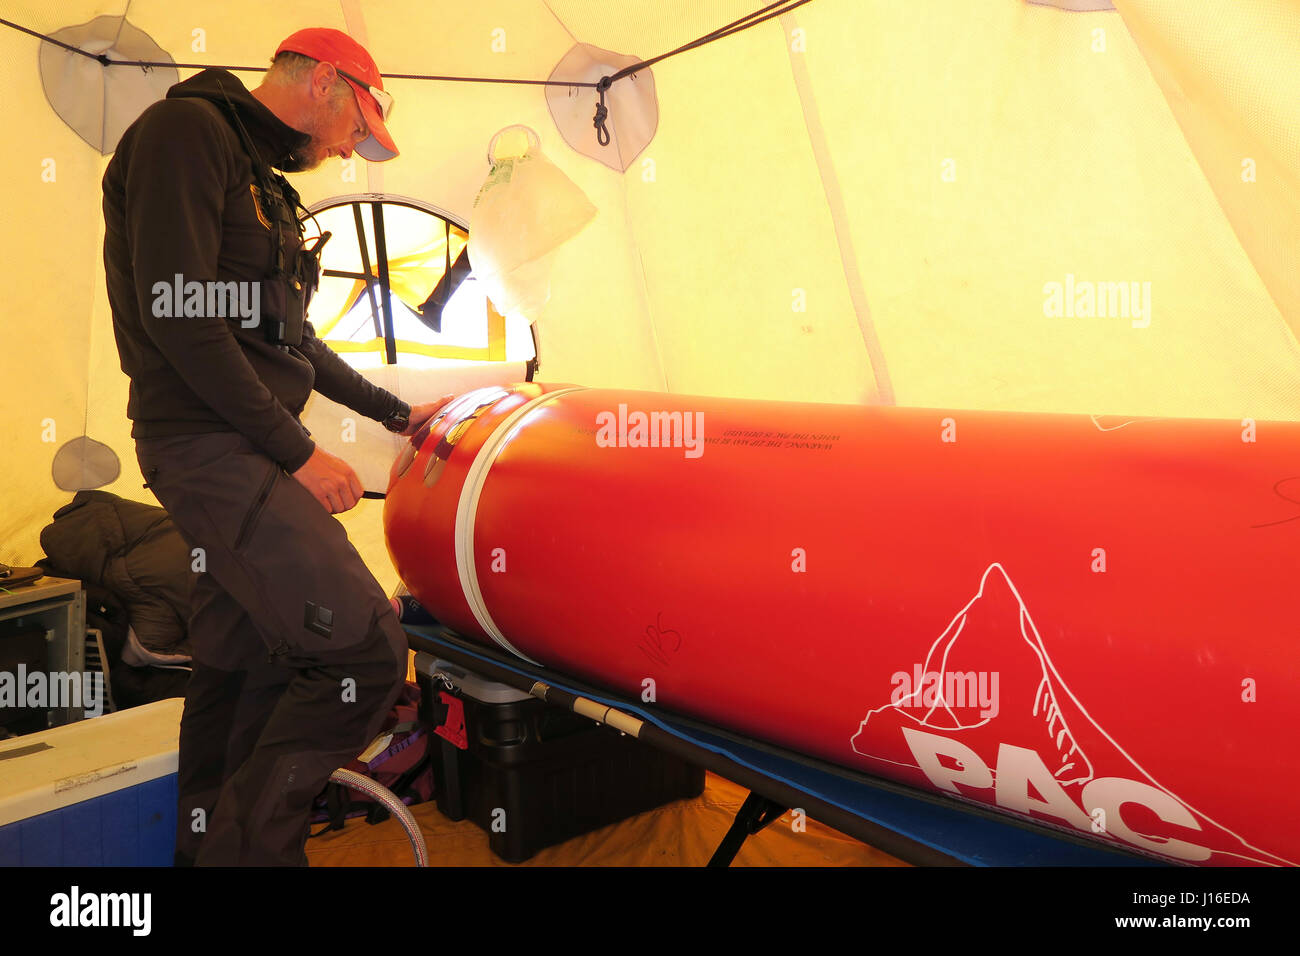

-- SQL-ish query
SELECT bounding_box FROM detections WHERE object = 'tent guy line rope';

[605,0,815,79]
[0,18,91,59]
[3,0,815,148]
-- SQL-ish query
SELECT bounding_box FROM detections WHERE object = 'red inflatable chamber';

[383,383,1300,866]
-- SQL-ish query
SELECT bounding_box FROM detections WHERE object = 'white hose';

[327,768,429,867]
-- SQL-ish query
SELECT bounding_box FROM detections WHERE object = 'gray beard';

[275,150,315,173]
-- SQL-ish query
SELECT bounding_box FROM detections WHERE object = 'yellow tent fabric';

[1,1,1297,613]
[310,226,469,340]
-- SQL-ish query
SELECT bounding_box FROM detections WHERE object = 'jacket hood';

[166,68,313,171]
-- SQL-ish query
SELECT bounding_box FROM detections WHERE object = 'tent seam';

[1110,0,1300,363]
[619,180,670,392]
[779,8,894,405]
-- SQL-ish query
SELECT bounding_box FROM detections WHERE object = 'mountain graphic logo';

[849,563,1293,866]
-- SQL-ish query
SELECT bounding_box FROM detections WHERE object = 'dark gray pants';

[136,431,408,866]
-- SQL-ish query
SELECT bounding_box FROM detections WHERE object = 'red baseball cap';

[275,28,398,162]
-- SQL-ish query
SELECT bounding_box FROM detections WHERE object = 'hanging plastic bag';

[467,125,597,321]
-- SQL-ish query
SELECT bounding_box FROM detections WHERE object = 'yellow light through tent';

[306,203,509,361]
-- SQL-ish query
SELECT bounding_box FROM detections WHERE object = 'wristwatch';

[382,401,411,434]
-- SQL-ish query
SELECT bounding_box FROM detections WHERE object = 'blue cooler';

[0,698,182,866]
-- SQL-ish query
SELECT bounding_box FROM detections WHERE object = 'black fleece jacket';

[103,69,404,472]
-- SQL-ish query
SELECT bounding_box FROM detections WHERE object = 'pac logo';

[849,563,1293,867]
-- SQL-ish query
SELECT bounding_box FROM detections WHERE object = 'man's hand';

[292,446,365,514]
[402,394,457,436]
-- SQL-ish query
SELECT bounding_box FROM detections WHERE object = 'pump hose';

[327,768,430,867]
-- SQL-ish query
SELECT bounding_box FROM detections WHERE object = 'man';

[103,28,448,865]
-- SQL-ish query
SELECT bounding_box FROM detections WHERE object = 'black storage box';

[414,652,705,862]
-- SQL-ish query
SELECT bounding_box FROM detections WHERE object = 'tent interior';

[1,0,1297,866]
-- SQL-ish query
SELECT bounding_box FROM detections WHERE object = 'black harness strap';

[209,78,331,347]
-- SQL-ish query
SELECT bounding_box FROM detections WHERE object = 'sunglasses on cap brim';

[335,66,394,121]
